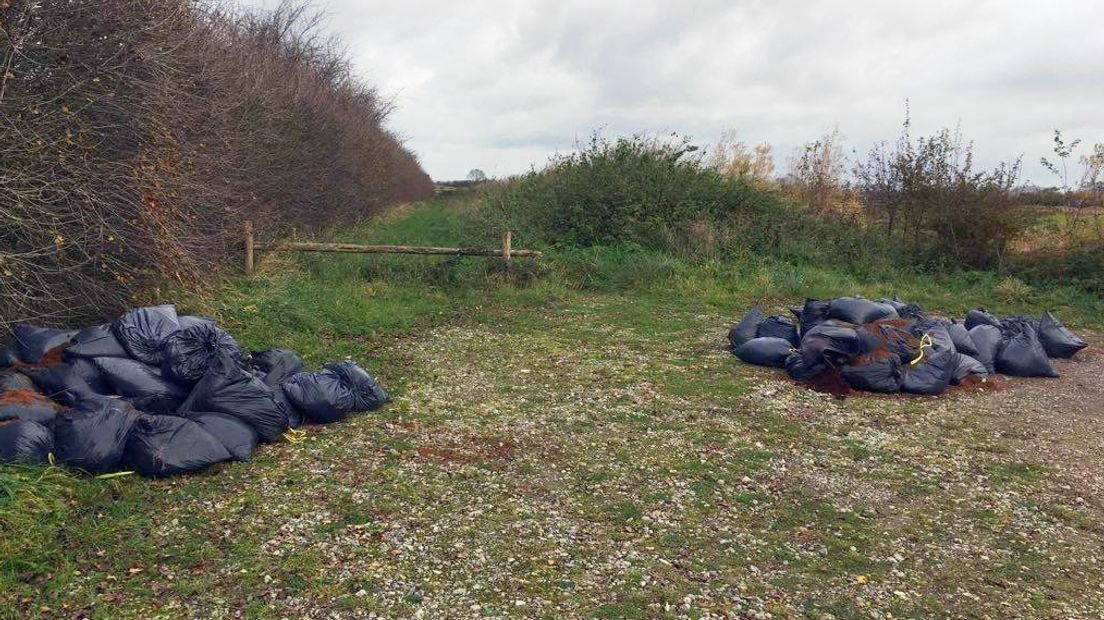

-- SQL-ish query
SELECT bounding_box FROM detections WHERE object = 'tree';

[1080,143,1104,197]
[1040,129,1081,206]
[466,168,487,182]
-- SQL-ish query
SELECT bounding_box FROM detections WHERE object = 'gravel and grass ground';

[3,202,1102,619]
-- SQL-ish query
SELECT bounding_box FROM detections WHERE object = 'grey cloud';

[244,0,1104,182]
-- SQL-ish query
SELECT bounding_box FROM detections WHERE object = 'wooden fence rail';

[244,223,538,275]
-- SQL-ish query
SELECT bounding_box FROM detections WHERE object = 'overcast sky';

[242,0,1104,184]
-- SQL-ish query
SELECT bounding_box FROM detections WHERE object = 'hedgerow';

[0,0,433,326]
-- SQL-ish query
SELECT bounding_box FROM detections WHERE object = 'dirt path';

[965,348,1104,497]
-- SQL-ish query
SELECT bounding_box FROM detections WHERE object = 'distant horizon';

[241,0,1104,187]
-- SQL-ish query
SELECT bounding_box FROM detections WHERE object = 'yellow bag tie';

[283,428,308,444]
[95,471,135,480]
[909,334,934,366]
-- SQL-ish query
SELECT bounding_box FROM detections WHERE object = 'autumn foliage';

[0,0,434,326]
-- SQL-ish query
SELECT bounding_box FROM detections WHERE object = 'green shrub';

[1012,241,1104,295]
[469,136,794,251]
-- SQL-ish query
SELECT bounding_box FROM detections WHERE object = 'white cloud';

[242,0,1104,183]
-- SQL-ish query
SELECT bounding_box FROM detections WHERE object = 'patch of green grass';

[844,440,874,462]
[4,200,1103,618]
[988,462,1046,484]
[610,500,644,524]
[591,600,648,619]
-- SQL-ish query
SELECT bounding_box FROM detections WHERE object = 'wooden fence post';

[244,220,254,276]
[501,230,512,268]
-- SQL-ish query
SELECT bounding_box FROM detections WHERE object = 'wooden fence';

[244,222,539,275]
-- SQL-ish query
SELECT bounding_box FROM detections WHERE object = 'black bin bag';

[968,325,1002,374]
[251,349,307,386]
[162,323,245,384]
[274,385,302,429]
[0,389,59,427]
[828,296,898,324]
[25,359,110,407]
[282,370,353,424]
[858,323,919,361]
[897,303,929,321]
[180,354,289,442]
[728,307,765,349]
[66,324,129,359]
[945,321,978,357]
[252,350,307,428]
[996,318,1058,378]
[912,320,956,354]
[951,354,989,386]
[187,412,259,462]
[0,420,54,465]
[875,296,908,313]
[785,352,826,381]
[66,358,112,395]
[324,361,390,412]
[54,397,139,474]
[902,347,956,396]
[0,371,35,392]
[734,337,793,368]
[0,345,18,368]
[800,322,861,366]
[1038,312,1087,359]
[757,315,799,346]
[245,350,305,428]
[112,304,181,365]
[94,357,188,414]
[123,415,231,477]
[798,299,831,337]
[842,354,904,393]
[177,315,216,330]
[965,307,1001,330]
[11,324,76,363]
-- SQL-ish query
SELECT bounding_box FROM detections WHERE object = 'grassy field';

[1012,206,1104,254]
[2,201,1103,619]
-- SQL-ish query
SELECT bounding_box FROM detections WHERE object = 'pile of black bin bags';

[0,305,389,476]
[728,296,1088,396]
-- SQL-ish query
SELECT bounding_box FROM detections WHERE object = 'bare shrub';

[707,133,775,188]
[0,0,433,326]
[854,115,1027,268]
[1081,142,1104,200]
[782,128,857,215]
